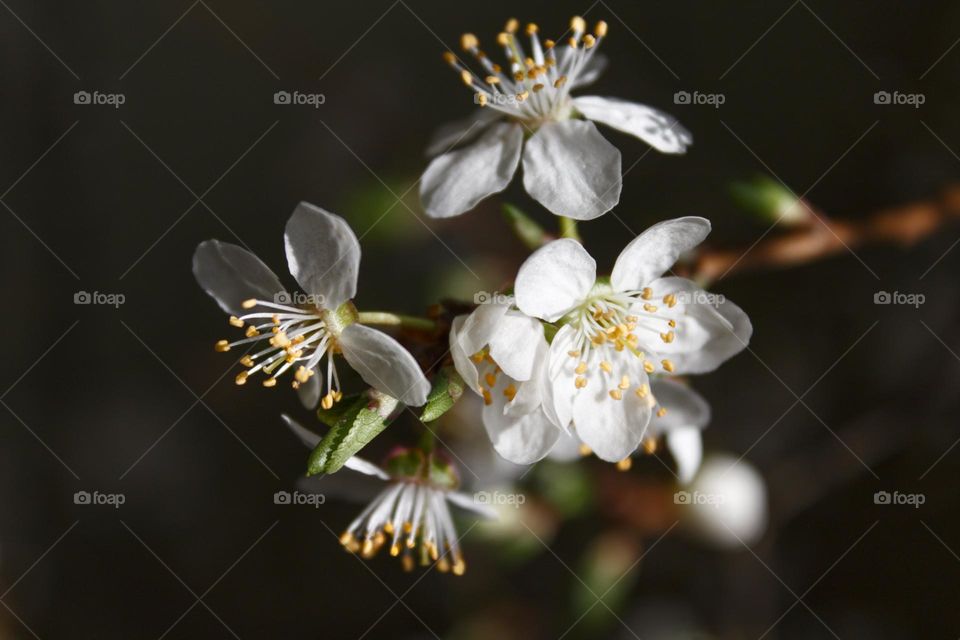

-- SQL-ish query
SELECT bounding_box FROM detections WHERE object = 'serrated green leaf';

[307,390,399,475]
[502,203,549,250]
[419,367,465,423]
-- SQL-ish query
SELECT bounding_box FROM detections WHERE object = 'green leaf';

[729,174,807,225]
[315,393,361,428]
[419,367,465,423]
[502,203,549,250]
[306,390,400,475]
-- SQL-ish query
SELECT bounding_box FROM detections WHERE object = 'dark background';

[2,0,959,638]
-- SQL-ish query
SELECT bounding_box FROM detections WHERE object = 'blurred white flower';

[683,454,769,548]
[193,202,430,409]
[449,300,561,464]
[421,16,691,221]
[549,377,710,483]
[514,218,751,463]
[283,416,495,574]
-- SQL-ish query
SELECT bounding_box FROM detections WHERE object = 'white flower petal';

[343,456,391,480]
[571,351,652,462]
[515,239,596,322]
[447,491,499,519]
[449,316,482,394]
[573,96,692,154]
[192,240,285,316]
[420,122,523,219]
[547,430,584,462]
[610,217,711,291]
[522,119,621,220]
[459,302,510,355]
[542,325,579,430]
[666,427,703,484]
[339,324,431,406]
[426,110,502,157]
[649,378,711,434]
[482,373,560,465]
[281,414,321,449]
[296,369,322,409]
[570,53,608,89]
[284,202,360,309]
[487,314,545,382]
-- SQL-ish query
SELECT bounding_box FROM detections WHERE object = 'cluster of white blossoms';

[193,16,754,575]
[450,217,751,474]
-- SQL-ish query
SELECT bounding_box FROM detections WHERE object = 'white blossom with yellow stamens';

[283,416,496,575]
[193,202,430,409]
[420,16,692,221]
[449,299,561,465]
[514,217,751,462]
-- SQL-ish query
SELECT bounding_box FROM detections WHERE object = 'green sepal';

[306,389,399,475]
[419,367,465,423]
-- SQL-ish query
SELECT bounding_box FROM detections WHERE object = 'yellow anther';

[228,315,244,327]
[644,303,658,313]
[294,366,311,383]
[452,558,466,576]
[215,340,231,352]
[241,298,257,309]
[484,372,497,388]
[321,393,334,410]
[496,32,510,46]
[644,361,655,374]
[262,378,277,388]
[239,355,254,367]
[272,314,280,325]
[245,325,259,338]
[571,15,586,32]
[482,389,492,406]
[270,332,291,348]
[616,457,632,471]
[575,361,588,374]
[643,437,658,454]
[619,375,630,390]
[591,333,606,346]
[390,543,401,557]
[460,69,473,86]
[568,349,581,358]
[470,352,485,363]
[485,75,500,84]
[595,20,608,37]
[609,389,623,400]
[660,331,675,343]
[583,34,596,48]
[503,384,517,401]
[662,359,675,373]
[656,407,668,417]
[333,390,342,402]
[516,91,529,102]
[442,51,456,64]
[668,319,677,328]
[626,334,640,348]
[532,83,544,92]
[525,22,538,35]
[663,293,677,307]
[635,384,649,399]
[234,371,248,385]
[524,57,535,69]
[641,288,653,300]
[578,443,592,456]
[553,75,567,88]
[600,361,613,373]
[575,376,587,389]
[505,17,519,33]
[568,36,578,48]
[477,94,488,107]
[460,33,478,50]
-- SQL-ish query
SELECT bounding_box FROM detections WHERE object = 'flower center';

[445,16,607,124]
[214,297,351,408]
[560,284,678,411]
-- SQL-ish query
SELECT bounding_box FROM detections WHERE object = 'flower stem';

[559,216,581,242]
[357,311,437,332]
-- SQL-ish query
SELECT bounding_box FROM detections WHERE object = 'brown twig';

[692,185,960,281]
